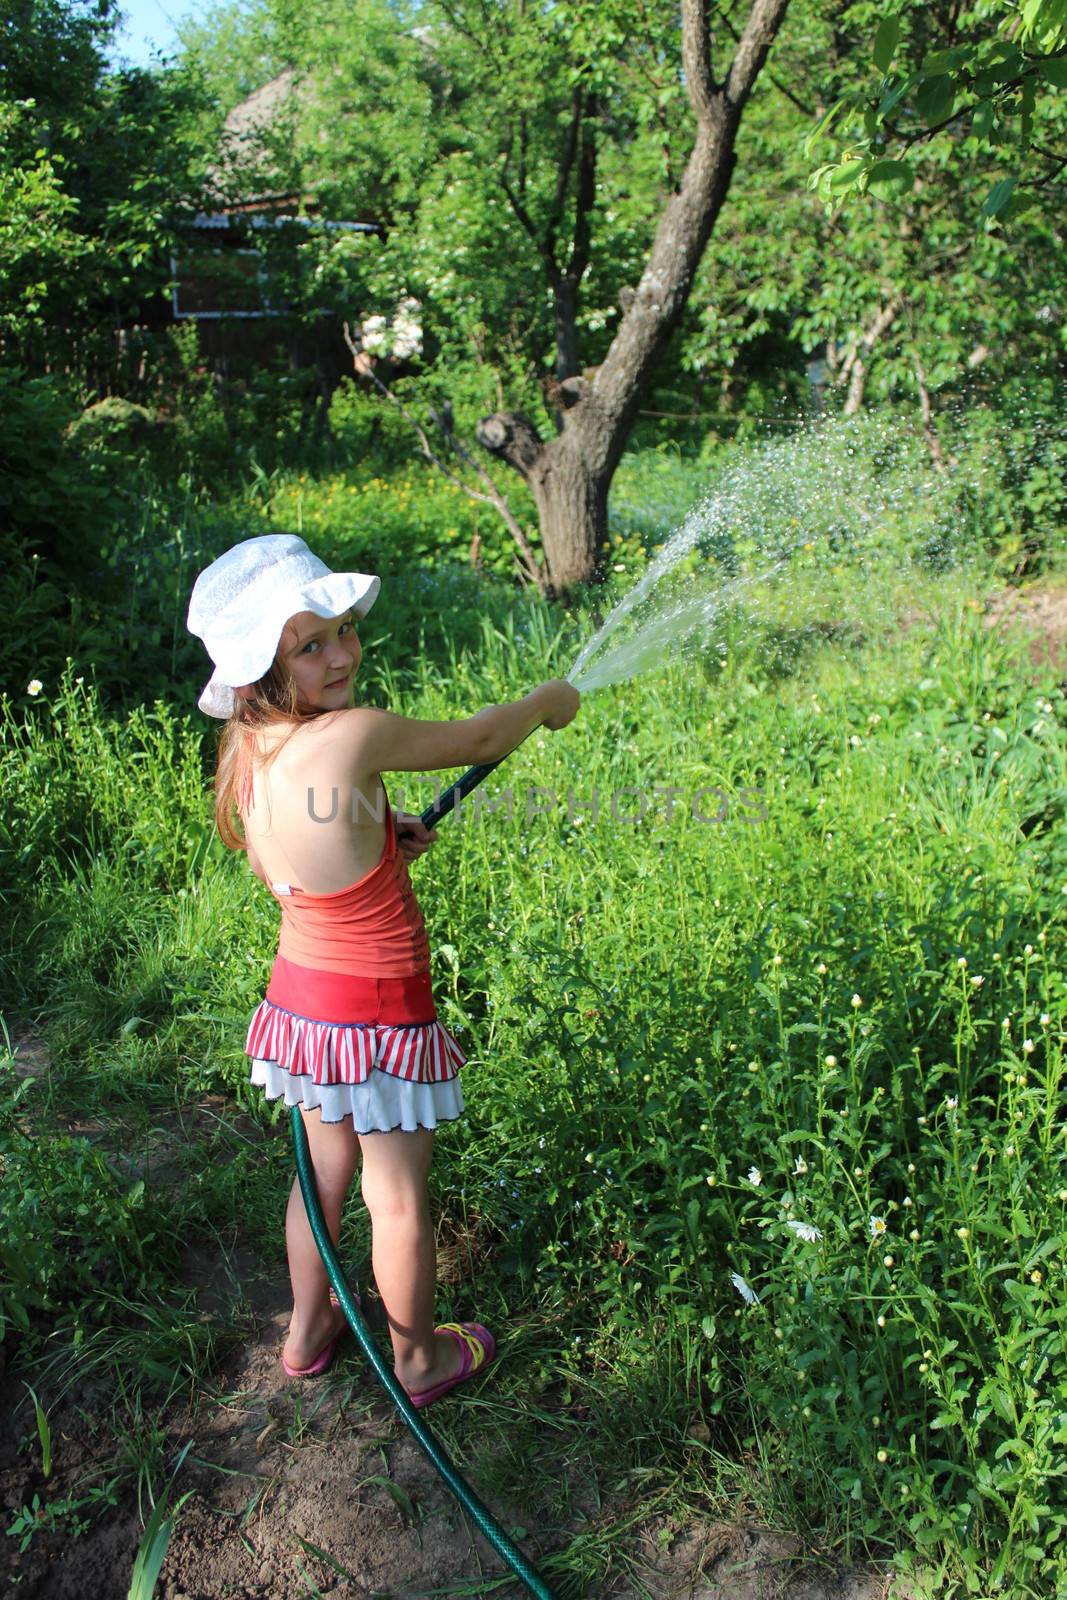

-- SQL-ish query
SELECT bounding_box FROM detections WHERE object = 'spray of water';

[564,414,978,693]
[567,501,710,687]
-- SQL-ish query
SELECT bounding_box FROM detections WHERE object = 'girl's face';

[277,609,362,712]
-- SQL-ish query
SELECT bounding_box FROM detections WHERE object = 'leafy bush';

[609,403,1067,579]
[260,465,540,578]
[0,369,111,567]
[327,375,425,472]
[940,382,1067,577]
[0,667,214,929]
[0,1044,173,1352]
[0,368,182,700]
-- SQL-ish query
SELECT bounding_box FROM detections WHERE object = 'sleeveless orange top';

[237,732,430,979]
[237,731,465,1085]
[268,798,431,979]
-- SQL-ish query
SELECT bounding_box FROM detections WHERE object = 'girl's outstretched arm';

[346,680,579,774]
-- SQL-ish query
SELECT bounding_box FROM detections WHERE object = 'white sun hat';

[187,534,380,719]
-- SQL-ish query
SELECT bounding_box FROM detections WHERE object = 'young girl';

[187,534,579,1403]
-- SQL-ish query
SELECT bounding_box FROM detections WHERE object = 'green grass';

[1,435,1065,1597]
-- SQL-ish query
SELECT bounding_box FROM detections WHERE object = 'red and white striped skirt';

[245,956,466,1132]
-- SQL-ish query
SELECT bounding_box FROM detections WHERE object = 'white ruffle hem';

[248,1057,465,1132]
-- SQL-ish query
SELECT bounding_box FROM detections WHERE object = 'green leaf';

[867,158,915,198]
[977,1380,1016,1423]
[987,48,1025,83]
[1020,0,1063,34]
[878,78,912,116]
[873,16,900,74]
[128,1492,194,1600]
[292,1534,363,1583]
[22,1384,51,1479]
[981,176,1017,216]
[922,47,969,75]
[828,160,867,193]
[1025,1234,1063,1268]
[915,74,956,126]
[804,97,847,157]
[361,1475,416,1524]
[1040,58,1067,88]
[971,100,996,139]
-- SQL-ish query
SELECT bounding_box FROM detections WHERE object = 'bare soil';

[2,1328,893,1600]
[981,578,1067,674]
[1,1026,893,1600]
[896,575,1067,677]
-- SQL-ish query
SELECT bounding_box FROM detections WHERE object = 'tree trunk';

[478,0,792,593]
[530,430,607,589]
[913,355,946,472]
[839,297,901,416]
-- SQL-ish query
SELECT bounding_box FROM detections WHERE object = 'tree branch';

[713,6,813,113]
[618,7,681,186]
[888,66,1050,152]
[592,0,791,441]
[682,0,718,119]
[837,295,902,415]
[913,353,946,473]
[500,88,590,285]
[544,86,584,272]
[1031,145,1067,190]
[566,91,598,282]
[724,0,792,102]
[342,323,544,590]
[500,138,553,274]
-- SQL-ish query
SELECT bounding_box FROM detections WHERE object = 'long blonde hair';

[214,654,326,852]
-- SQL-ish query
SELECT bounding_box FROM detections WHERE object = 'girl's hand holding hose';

[537,679,581,731]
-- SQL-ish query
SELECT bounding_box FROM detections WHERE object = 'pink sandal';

[281,1335,339,1379]
[329,1288,359,1311]
[405,1323,496,1409]
[280,1288,359,1378]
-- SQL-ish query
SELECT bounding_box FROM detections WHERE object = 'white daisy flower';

[793,1156,808,1175]
[26,679,42,696]
[746,1166,762,1187]
[786,1219,822,1242]
[731,1272,760,1305]
[869,1215,887,1238]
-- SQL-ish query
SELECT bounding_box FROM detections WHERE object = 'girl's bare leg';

[282,1105,359,1370]
[358,1126,462,1393]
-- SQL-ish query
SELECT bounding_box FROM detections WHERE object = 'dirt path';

[981,577,1067,674]
[1,1022,892,1599]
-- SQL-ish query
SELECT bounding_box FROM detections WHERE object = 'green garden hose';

[290,1106,557,1600]
[290,745,557,1595]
